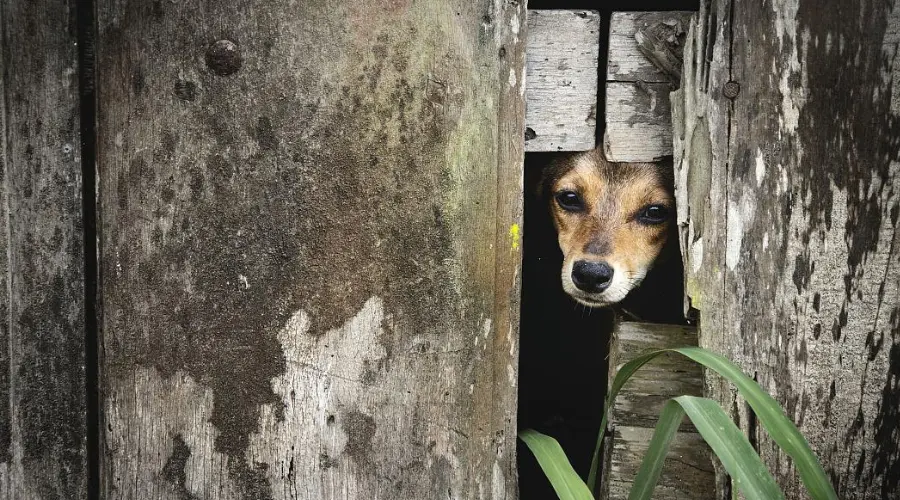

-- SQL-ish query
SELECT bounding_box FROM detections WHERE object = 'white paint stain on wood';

[103,296,507,499]
[755,149,767,186]
[105,368,240,499]
[773,1,807,134]
[725,199,744,270]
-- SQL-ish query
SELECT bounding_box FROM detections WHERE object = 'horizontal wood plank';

[525,10,600,152]
[603,81,674,163]
[612,322,702,433]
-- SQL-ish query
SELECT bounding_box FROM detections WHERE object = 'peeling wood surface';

[525,10,599,152]
[673,2,900,497]
[599,322,714,500]
[0,0,87,497]
[604,11,692,163]
[96,1,525,498]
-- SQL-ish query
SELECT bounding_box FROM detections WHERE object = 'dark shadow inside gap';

[75,0,99,496]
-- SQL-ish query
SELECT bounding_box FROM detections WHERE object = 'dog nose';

[571,260,614,293]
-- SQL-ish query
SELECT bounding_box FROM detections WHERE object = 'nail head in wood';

[206,39,242,76]
[723,80,741,99]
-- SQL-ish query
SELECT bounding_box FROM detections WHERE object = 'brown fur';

[541,148,674,307]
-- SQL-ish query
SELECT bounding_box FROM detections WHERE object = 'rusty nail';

[723,80,741,99]
[206,39,242,76]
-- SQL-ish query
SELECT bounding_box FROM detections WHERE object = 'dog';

[540,148,677,312]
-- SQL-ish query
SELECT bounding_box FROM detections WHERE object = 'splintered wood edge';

[607,11,694,82]
[525,10,600,152]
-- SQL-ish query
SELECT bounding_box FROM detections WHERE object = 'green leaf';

[519,429,594,500]
[589,347,837,500]
[626,400,686,500]
[587,349,660,490]
[628,397,786,500]
[674,396,784,499]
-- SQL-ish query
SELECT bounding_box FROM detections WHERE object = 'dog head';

[541,149,675,307]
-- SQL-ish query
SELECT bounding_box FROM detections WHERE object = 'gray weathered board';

[96,0,525,498]
[673,1,900,497]
[599,322,714,500]
[0,0,87,498]
[604,12,693,162]
[525,10,600,152]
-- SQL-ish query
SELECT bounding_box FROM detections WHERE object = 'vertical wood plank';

[0,0,87,497]
[524,10,600,152]
[674,1,900,497]
[96,1,526,498]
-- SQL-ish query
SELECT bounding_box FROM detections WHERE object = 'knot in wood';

[205,40,242,76]
[723,80,741,99]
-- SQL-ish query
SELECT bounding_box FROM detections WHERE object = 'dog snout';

[571,260,614,293]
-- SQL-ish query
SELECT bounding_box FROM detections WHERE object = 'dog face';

[542,149,674,307]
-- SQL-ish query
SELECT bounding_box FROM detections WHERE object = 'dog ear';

[651,155,675,190]
[535,152,572,201]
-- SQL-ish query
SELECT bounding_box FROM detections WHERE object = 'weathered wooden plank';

[525,10,600,152]
[611,323,702,432]
[0,0,87,497]
[97,1,525,498]
[605,426,713,500]
[599,322,713,499]
[604,11,692,163]
[604,81,673,163]
[673,2,900,497]
[606,12,692,83]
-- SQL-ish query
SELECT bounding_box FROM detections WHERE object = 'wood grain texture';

[0,0,87,497]
[599,322,714,500]
[605,426,712,500]
[673,2,900,497]
[525,10,599,152]
[96,1,525,498]
[604,11,692,163]
[603,81,673,163]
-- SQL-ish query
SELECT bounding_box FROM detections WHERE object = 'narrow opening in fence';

[517,1,698,498]
[75,0,99,495]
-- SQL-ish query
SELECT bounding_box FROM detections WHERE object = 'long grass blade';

[674,396,784,500]
[519,429,594,500]
[588,347,837,500]
[626,400,686,500]
[588,349,661,490]
[674,348,837,500]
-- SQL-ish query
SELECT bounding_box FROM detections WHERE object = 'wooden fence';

[2,1,900,499]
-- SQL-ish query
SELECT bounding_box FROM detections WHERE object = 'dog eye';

[637,204,670,224]
[555,191,584,212]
